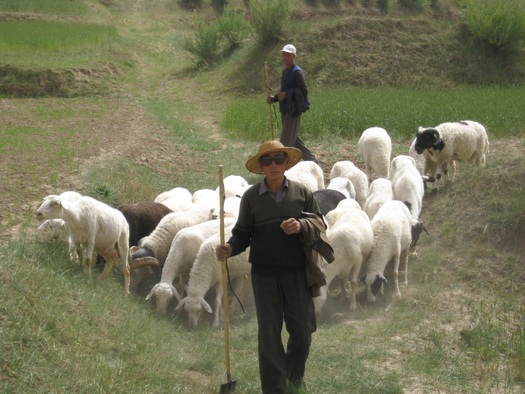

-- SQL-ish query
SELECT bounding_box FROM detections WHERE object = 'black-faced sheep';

[414,120,489,185]
[35,195,131,295]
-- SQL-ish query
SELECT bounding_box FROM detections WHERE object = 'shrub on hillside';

[460,0,525,54]
[249,0,295,45]
[218,5,252,49]
[183,13,222,66]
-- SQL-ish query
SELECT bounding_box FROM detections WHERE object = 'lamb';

[35,195,131,295]
[175,227,251,328]
[117,201,173,248]
[389,155,424,221]
[314,198,373,313]
[363,178,394,220]
[363,200,412,303]
[327,176,356,200]
[37,219,67,241]
[313,189,347,217]
[154,187,194,212]
[145,217,237,314]
[128,207,213,290]
[414,120,489,184]
[329,161,369,208]
[358,126,392,181]
[285,161,325,192]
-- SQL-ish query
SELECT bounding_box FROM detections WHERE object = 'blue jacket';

[279,64,310,116]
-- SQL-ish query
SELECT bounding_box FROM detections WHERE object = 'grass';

[1,0,525,393]
[0,0,92,14]
[0,21,118,52]
[223,85,525,142]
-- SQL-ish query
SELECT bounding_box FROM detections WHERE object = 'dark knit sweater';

[227,178,321,276]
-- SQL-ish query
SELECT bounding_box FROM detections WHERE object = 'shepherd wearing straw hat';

[216,140,326,393]
[267,44,318,164]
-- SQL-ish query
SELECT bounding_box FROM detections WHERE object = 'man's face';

[282,52,295,68]
[260,152,288,179]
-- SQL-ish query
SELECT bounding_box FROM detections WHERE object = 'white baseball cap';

[280,44,296,55]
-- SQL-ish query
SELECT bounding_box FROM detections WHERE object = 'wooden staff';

[264,62,274,140]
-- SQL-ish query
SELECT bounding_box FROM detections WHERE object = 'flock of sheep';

[34,120,489,327]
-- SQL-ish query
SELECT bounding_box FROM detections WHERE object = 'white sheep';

[215,175,249,198]
[414,120,489,184]
[327,176,356,200]
[211,196,241,220]
[363,200,412,303]
[175,228,251,328]
[389,155,424,221]
[285,161,325,192]
[145,217,237,314]
[192,188,219,211]
[358,126,392,181]
[130,207,214,271]
[155,187,194,212]
[315,199,373,313]
[37,219,67,241]
[363,178,394,220]
[35,195,131,295]
[329,161,369,208]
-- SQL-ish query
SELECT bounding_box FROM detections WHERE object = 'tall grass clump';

[249,0,295,45]
[0,21,118,52]
[460,0,525,54]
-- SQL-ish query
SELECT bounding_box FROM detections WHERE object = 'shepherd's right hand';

[215,244,232,261]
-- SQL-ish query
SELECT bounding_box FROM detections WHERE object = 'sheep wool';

[176,226,251,328]
[358,126,392,181]
[364,200,412,303]
[285,161,325,192]
[363,178,394,220]
[329,160,369,208]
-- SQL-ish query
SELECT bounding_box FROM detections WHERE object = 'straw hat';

[245,140,302,174]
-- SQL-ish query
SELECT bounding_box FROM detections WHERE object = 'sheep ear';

[170,285,182,302]
[379,274,388,286]
[145,284,159,301]
[200,298,212,314]
[175,298,187,312]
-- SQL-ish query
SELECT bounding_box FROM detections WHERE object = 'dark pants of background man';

[280,113,318,163]
[251,269,317,394]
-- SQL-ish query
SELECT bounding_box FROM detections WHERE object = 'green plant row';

[222,85,525,141]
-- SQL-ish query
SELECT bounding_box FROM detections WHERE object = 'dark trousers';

[280,113,318,163]
[251,270,316,394]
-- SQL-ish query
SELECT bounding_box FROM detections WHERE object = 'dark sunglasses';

[259,153,287,166]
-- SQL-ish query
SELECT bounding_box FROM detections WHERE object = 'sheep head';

[146,283,181,314]
[129,254,161,290]
[176,296,212,328]
[363,273,387,303]
[415,128,440,154]
[35,195,63,222]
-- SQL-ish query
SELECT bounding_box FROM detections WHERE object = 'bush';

[183,13,223,66]
[218,5,252,49]
[376,0,396,14]
[249,0,295,45]
[460,0,525,53]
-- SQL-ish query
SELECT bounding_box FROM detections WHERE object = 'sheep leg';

[213,284,223,329]
[401,248,409,285]
[349,262,362,311]
[393,254,401,298]
[98,255,115,281]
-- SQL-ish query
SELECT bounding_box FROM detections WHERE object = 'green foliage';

[218,5,252,48]
[397,0,431,12]
[248,0,295,45]
[0,21,118,52]
[460,0,525,53]
[85,182,119,207]
[183,13,223,66]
